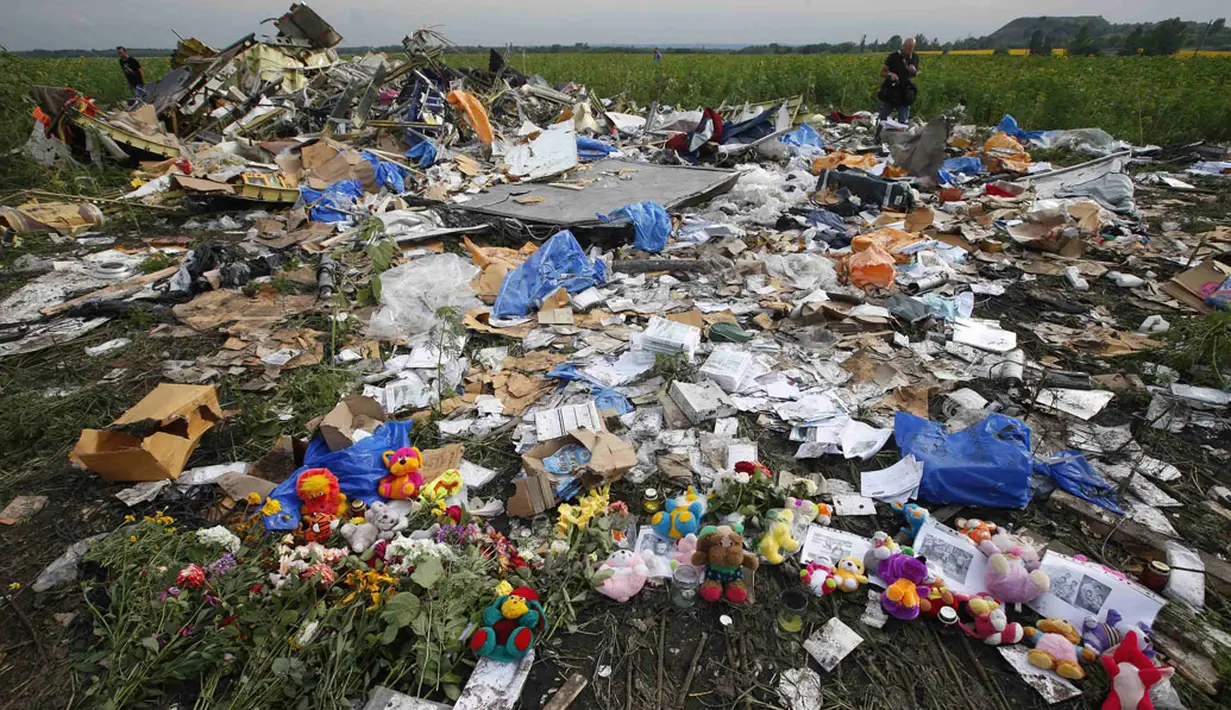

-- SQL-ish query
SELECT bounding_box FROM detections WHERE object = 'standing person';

[653,47,662,64]
[117,47,146,101]
[876,37,919,135]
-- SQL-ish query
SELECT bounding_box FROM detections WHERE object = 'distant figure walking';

[653,47,662,64]
[117,47,146,101]
[876,37,919,135]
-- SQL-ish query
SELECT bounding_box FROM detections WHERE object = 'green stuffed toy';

[469,586,547,663]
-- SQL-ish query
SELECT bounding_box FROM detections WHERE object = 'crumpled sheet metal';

[0,202,104,236]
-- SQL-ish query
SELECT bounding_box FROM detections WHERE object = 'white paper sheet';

[800,526,873,567]
[1029,550,1167,630]
[1037,388,1115,420]
[840,419,893,460]
[912,519,988,596]
[860,455,923,504]
[832,493,876,516]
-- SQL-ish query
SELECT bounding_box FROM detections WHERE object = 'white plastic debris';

[777,668,823,710]
[1106,271,1146,288]
[85,338,131,357]
[1137,315,1170,335]
[33,534,108,592]
[1063,266,1089,291]
[804,617,863,672]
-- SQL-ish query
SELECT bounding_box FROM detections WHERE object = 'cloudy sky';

[0,0,1223,51]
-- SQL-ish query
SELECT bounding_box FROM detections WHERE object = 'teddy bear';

[955,518,998,546]
[891,501,929,540]
[756,508,801,565]
[470,586,547,663]
[596,549,651,602]
[296,468,348,517]
[832,557,868,593]
[878,552,931,620]
[651,486,705,540]
[1081,609,1156,660]
[1102,631,1174,710]
[692,525,759,605]
[340,500,408,553]
[959,595,1023,645]
[1024,618,1088,680]
[379,446,423,499]
[979,531,1050,604]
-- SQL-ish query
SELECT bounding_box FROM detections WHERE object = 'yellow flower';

[124,515,135,522]
[495,580,513,596]
[246,492,262,505]
[129,536,138,543]
[8,582,21,591]
[261,498,282,516]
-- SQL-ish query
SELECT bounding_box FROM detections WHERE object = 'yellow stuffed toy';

[420,468,465,502]
[757,509,801,565]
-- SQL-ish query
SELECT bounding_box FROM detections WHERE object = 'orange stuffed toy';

[296,468,347,543]
[379,446,423,499]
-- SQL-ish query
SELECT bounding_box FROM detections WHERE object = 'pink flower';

[176,564,206,589]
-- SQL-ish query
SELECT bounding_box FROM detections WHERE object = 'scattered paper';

[912,518,988,596]
[458,459,499,489]
[952,317,1017,353]
[1031,550,1166,630]
[800,526,873,568]
[860,455,923,504]
[839,419,893,460]
[1037,388,1114,420]
[534,402,601,441]
[115,480,171,507]
[832,493,876,516]
[804,617,863,672]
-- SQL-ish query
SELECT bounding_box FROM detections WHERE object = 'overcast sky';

[0,1,1224,51]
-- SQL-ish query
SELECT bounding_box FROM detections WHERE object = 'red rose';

[176,564,206,589]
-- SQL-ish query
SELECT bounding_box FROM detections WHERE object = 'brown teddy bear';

[691,524,759,605]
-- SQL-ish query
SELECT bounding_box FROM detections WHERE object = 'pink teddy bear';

[597,549,651,603]
[673,533,701,570]
[979,531,1050,604]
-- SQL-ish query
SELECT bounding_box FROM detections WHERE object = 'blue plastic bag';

[780,123,824,151]
[1037,450,1124,515]
[577,136,615,161]
[493,230,608,318]
[894,412,1034,508]
[263,420,415,531]
[592,387,633,415]
[996,114,1045,142]
[942,156,983,175]
[300,179,362,223]
[599,201,671,253]
[405,140,437,169]
[360,152,409,193]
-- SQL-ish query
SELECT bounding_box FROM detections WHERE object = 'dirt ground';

[2,177,1231,710]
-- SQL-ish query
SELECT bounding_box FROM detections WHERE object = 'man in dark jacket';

[117,47,146,100]
[876,37,919,133]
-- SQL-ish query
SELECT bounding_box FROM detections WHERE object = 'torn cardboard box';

[510,429,636,517]
[71,384,223,482]
[314,395,387,452]
[1160,260,1231,313]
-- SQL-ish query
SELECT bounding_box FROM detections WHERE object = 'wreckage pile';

[3,5,1231,710]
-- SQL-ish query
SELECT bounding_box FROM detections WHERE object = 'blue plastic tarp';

[599,201,671,253]
[895,412,1034,508]
[263,420,415,531]
[493,230,608,319]
[780,123,824,150]
[300,179,362,223]
[721,104,780,145]
[1037,451,1124,515]
[592,387,633,415]
[942,156,984,175]
[361,152,410,193]
[405,140,437,169]
[577,136,615,161]
[996,114,1046,142]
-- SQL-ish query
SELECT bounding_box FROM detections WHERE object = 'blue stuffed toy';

[651,486,705,540]
[892,501,930,541]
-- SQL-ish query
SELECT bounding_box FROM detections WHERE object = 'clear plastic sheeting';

[757,253,839,292]
[711,165,815,226]
[367,253,481,340]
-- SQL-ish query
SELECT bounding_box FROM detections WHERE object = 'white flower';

[195,526,240,554]
[385,537,454,575]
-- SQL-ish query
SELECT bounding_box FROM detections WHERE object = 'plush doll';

[420,468,465,502]
[340,501,409,553]
[300,512,337,543]
[878,552,931,620]
[979,531,1050,604]
[297,468,348,517]
[692,525,760,605]
[596,550,651,602]
[959,595,1024,645]
[832,557,868,593]
[862,531,900,578]
[785,496,829,527]
[1083,610,1156,660]
[1024,618,1088,680]
[917,568,966,620]
[955,518,998,546]
[1101,631,1174,710]
[757,509,801,565]
[801,557,838,597]
[672,534,700,569]
[470,586,547,663]
[379,446,423,499]
[651,486,705,540]
[891,501,930,541]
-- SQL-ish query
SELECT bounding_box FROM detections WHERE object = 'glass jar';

[641,488,662,515]
[777,589,809,633]
[671,565,701,609]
